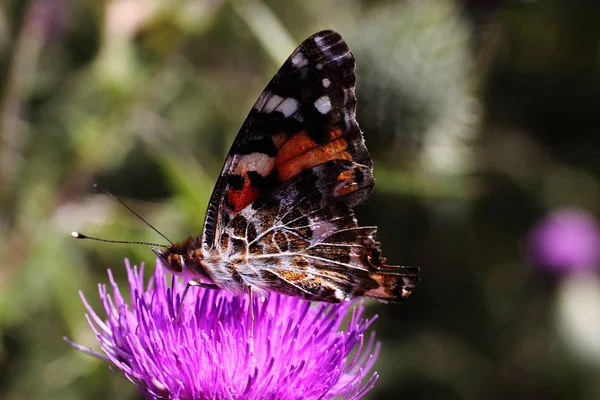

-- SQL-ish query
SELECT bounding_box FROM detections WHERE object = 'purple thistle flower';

[528,208,600,274]
[65,260,380,400]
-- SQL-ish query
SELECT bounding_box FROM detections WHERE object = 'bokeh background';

[2,0,600,399]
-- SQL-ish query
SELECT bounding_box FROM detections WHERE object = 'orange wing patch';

[276,127,351,181]
[334,169,360,197]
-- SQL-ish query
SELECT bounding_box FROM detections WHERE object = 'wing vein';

[249,252,367,271]
[265,269,315,296]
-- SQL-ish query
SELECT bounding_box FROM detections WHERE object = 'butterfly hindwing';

[201,30,374,249]
[221,160,419,302]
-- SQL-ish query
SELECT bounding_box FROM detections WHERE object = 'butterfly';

[153,30,419,308]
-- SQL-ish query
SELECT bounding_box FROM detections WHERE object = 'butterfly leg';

[248,287,255,356]
[176,280,220,321]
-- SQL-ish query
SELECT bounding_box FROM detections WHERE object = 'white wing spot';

[314,95,332,114]
[291,52,308,68]
[316,63,323,70]
[234,153,275,177]
[275,97,299,117]
[263,94,284,113]
[322,78,331,88]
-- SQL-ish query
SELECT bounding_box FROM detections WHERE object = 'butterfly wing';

[201,30,373,249]
[199,30,418,301]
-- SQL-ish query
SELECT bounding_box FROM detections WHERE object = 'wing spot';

[234,152,275,177]
[263,94,284,113]
[291,52,308,67]
[316,63,323,70]
[314,95,332,114]
[227,177,259,213]
[314,33,341,52]
[322,78,331,88]
[275,97,299,118]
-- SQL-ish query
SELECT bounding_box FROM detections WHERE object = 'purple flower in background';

[28,0,69,42]
[65,261,379,400]
[528,208,600,274]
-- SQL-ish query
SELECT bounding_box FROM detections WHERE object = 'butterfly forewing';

[201,30,374,249]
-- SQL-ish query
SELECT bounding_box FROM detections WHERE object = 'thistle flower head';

[528,208,600,274]
[66,261,380,399]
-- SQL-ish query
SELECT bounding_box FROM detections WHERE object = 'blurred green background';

[2,0,600,399]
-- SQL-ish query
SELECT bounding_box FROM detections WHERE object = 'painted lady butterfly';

[153,30,419,306]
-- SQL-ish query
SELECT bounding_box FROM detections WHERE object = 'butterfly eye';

[162,254,183,273]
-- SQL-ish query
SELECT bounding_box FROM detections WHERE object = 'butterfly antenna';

[70,232,169,248]
[91,183,174,246]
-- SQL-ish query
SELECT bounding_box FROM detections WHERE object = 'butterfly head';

[152,237,203,276]
[152,236,221,286]
[152,246,185,274]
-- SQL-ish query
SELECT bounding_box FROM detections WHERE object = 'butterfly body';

[155,30,419,304]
